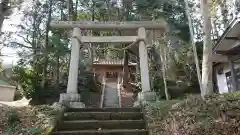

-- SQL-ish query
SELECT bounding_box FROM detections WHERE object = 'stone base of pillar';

[59,93,85,108]
[133,91,157,107]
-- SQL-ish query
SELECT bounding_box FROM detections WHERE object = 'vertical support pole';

[138,27,151,92]
[117,73,122,108]
[123,50,129,88]
[228,56,237,91]
[66,27,81,93]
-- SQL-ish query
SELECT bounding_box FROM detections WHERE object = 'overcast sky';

[2,14,21,65]
[1,1,32,65]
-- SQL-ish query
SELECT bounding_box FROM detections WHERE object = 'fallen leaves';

[0,104,57,135]
[145,93,240,135]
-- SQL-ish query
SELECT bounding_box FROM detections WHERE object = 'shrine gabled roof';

[93,59,137,66]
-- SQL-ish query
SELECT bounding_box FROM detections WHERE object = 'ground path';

[103,81,119,108]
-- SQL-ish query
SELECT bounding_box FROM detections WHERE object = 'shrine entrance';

[106,72,118,79]
[50,21,167,108]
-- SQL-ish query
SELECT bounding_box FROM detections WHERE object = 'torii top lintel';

[50,21,167,30]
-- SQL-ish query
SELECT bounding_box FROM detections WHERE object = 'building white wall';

[0,85,15,101]
[215,63,240,93]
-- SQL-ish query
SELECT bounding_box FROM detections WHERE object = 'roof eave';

[213,18,240,53]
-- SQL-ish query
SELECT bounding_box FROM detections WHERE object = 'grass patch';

[145,93,240,135]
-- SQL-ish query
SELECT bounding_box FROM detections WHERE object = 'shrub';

[6,109,20,126]
[11,66,47,104]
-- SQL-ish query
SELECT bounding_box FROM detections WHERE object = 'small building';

[92,58,137,107]
[93,58,137,82]
[0,80,16,101]
[213,18,240,93]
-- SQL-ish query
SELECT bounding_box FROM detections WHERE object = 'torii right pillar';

[134,27,156,107]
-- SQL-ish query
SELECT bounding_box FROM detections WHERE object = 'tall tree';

[200,0,213,98]
[160,40,170,100]
[42,0,53,89]
[184,0,203,95]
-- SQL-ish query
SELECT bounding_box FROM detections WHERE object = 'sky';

[1,14,21,65]
[1,1,31,65]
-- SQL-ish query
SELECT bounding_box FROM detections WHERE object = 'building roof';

[93,59,137,66]
[212,18,240,63]
[0,80,15,89]
[0,80,11,86]
[213,18,240,53]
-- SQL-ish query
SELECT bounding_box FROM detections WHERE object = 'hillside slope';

[146,93,240,135]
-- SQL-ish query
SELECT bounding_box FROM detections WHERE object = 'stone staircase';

[51,108,149,135]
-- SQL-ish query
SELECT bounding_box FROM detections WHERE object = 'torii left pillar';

[59,27,85,108]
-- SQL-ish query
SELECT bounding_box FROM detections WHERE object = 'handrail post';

[100,76,106,108]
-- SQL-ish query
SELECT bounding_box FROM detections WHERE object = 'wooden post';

[138,27,151,92]
[228,56,238,91]
[66,27,81,93]
[123,50,129,88]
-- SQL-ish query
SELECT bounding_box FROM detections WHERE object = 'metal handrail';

[117,74,122,108]
[100,76,106,108]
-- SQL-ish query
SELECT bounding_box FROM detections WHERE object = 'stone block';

[137,91,157,101]
[59,93,85,108]
[69,102,85,108]
[59,93,81,103]
[133,91,157,107]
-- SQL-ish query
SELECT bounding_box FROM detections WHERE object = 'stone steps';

[52,108,148,135]
[57,120,145,130]
[63,112,143,120]
[52,129,148,135]
[66,107,141,112]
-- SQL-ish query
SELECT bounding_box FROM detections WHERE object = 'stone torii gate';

[50,21,166,108]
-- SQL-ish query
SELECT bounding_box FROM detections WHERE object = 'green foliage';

[11,66,45,103]
[6,110,20,126]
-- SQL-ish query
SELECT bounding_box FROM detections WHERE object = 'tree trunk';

[67,0,74,21]
[163,45,170,100]
[0,14,4,34]
[184,0,203,93]
[159,40,169,100]
[32,3,38,71]
[73,0,78,21]
[42,0,53,89]
[200,0,213,98]
[0,1,6,33]
[55,54,60,90]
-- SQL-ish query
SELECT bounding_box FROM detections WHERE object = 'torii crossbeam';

[50,21,167,30]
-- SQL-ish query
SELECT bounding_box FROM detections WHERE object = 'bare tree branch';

[10,42,40,50]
